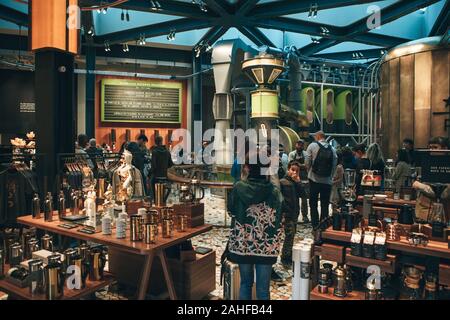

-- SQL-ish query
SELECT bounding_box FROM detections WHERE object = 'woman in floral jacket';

[227,153,283,300]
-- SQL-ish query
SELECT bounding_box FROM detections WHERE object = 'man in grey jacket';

[305,131,337,229]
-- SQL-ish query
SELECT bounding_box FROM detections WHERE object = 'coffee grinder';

[428,183,447,238]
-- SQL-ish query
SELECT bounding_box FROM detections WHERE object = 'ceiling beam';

[251,17,346,38]
[0,4,28,26]
[345,0,442,36]
[118,0,218,19]
[429,0,450,36]
[96,18,212,44]
[204,0,234,17]
[314,48,387,60]
[238,26,276,47]
[195,26,228,47]
[296,0,428,56]
[299,39,339,56]
[236,0,260,17]
[247,0,378,19]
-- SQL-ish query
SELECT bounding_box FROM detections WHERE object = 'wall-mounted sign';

[416,150,450,184]
[19,103,35,113]
[101,79,182,124]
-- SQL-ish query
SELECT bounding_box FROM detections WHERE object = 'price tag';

[363,231,375,245]
[374,232,386,245]
[351,228,362,243]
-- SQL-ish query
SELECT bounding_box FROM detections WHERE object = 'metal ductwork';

[211,39,257,165]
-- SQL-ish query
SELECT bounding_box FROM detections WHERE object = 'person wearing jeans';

[305,131,337,229]
[227,151,283,300]
[238,264,272,300]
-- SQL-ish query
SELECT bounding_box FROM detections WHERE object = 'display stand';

[0,265,114,300]
[355,196,416,218]
[17,213,212,300]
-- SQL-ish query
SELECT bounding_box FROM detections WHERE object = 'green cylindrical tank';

[315,88,335,133]
[335,90,353,124]
[300,87,315,124]
[251,89,279,119]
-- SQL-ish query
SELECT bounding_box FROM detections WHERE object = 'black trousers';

[309,179,332,229]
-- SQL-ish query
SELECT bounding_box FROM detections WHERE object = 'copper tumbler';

[144,223,158,244]
[162,219,173,238]
[177,215,188,232]
[130,215,143,242]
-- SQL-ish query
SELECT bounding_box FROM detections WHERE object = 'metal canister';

[177,215,188,232]
[332,212,342,231]
[78,244,90,262]
[318,269,329,294]
[161,207,172,220]
[144,223,158,244]
[44,258,64,300]
[0,249,4,279]
[58,191,67,220]
[41,234,54,252]
[47,253,62,265]
[44,192,53,222]
[130,215,143,241]
[3,237,16,264]
[333,265,347,297]
[424,273,438,300]
[64,248,78,271]
[9,242,23,266]
[24,238,40,260]
[71,254,88,289]
[162,219,173,238]
[28,259,44,296]
[32,193,41,219]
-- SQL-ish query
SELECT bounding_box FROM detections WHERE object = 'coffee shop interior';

[0,0,449,301]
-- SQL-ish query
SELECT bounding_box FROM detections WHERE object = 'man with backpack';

[305,131,337,229]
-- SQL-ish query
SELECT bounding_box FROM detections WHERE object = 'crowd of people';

[225,131,450,300]
[75,131,450,300]
[75,133,174,199]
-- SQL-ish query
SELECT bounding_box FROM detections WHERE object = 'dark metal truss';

[1,0,448,60]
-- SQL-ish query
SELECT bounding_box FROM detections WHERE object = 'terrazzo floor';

[95,191,316,300]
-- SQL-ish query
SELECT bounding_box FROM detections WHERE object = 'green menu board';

[101,79,182,124]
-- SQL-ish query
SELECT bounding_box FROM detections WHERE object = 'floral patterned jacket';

[227,178,283,265]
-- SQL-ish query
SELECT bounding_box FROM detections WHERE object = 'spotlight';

[167,30,176,41]
[320,26,329,35]
[194,46,201,58]
[308,3,318,18]
[150,0,158,11]
[311,37,320,44]
[122,43,129,52]
[102,7,108,14]
[138,34,146,46]
[104,41,111,52]
[126,10,130,21]
[87,26,95,36]
[192,0,207,12]
[121,9,125,21]
[97,8,101,14]
[205,43,212,52]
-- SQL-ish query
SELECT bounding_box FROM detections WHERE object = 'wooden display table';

[0,265,114,300]
[321,227,450,260]
[17,214,212,300]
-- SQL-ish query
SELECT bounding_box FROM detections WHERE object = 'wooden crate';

[169,251,216,300]
[108,248,216,299]
[314,244,345,264]
[172,203,205,228]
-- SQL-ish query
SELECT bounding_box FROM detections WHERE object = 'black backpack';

[312,142,334,177]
